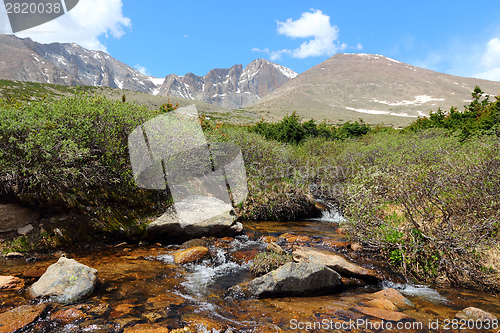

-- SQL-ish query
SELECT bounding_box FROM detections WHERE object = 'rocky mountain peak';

[158,59,298,109]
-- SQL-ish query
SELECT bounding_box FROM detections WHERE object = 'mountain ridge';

[157,58,297,109]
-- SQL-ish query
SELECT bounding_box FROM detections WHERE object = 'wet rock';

[455,307,497,321]
[180,238,209,249]
[143,312,163,323]
[0,275,24,290]
[123,323,170,333]
[29,256,99,304]
[341,277,366,288]
[230,249,258,264]
[146,293,185,307]
[213,237,235,249]
[49,307,87,324]
[266,242,285,254]
[258,235,278,244]
[279,233,311,244]
[17,223,34,235]
[369,288,415,310]
[355,306,409,321]
[245,261,342,298]
[22,268,47,278]
[365,299,398,311]
[173,246,210,264]
[184,314,226,331]
[292,246,381,281]
[0,203,40,233]
[322,239,351,248]
[110,303,135,318]
[115,317,142,328]
[144,196,242,242]
[0,303,49,333]
[88,303,111,317]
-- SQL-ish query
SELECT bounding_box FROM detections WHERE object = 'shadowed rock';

[244,261,342,298]
[0,203,39,233]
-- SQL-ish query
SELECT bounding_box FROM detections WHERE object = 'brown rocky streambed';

[1,220,499,332]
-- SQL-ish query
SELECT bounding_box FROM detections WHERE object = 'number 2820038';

[5,2,62,14]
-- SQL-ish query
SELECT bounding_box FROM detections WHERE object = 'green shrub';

[0,94,169,220]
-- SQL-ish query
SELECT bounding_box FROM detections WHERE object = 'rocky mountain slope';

[247,53,500,125]
[0,34,159,93]
[158,59,297,109]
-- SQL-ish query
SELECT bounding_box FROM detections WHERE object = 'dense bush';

[339,131,500,290]
[406,86,500,139]
[0,94,169,223]
[251,112,370,145]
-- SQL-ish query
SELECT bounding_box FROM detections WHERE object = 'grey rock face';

[246,261,342,298]
[158,59,297,108]
[144,195,242,242]
[29,257,99,304]
[0,203,39,233]
[0,34,156,93]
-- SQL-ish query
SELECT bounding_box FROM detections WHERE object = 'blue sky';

[2,0,500,81]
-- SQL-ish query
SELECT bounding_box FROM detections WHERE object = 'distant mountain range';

[0,34,296,109]
[1,34,500,125]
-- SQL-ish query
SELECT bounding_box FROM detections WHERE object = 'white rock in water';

[29,257,99,304]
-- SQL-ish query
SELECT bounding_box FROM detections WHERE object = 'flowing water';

[1,219,499,332]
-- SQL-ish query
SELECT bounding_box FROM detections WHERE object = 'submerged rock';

[455,307,497,321]
[0,275,24,290]
[369,288,415,310]
[29,257,99,304]
[0,303,49,333]
[292,246,381,281]
[245,261,342,298]
[355,306,409,322]
[144,196,242,243]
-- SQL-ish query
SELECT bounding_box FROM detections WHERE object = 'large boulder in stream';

[292,246,381,281]
[144,196,243,242]
[29,257,99,304]
[243,261,342,298]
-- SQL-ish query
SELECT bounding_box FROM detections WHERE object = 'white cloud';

[1,0,131,52]
[134,64,149,76]
[254,9,352,60]
[475,38,500,81]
